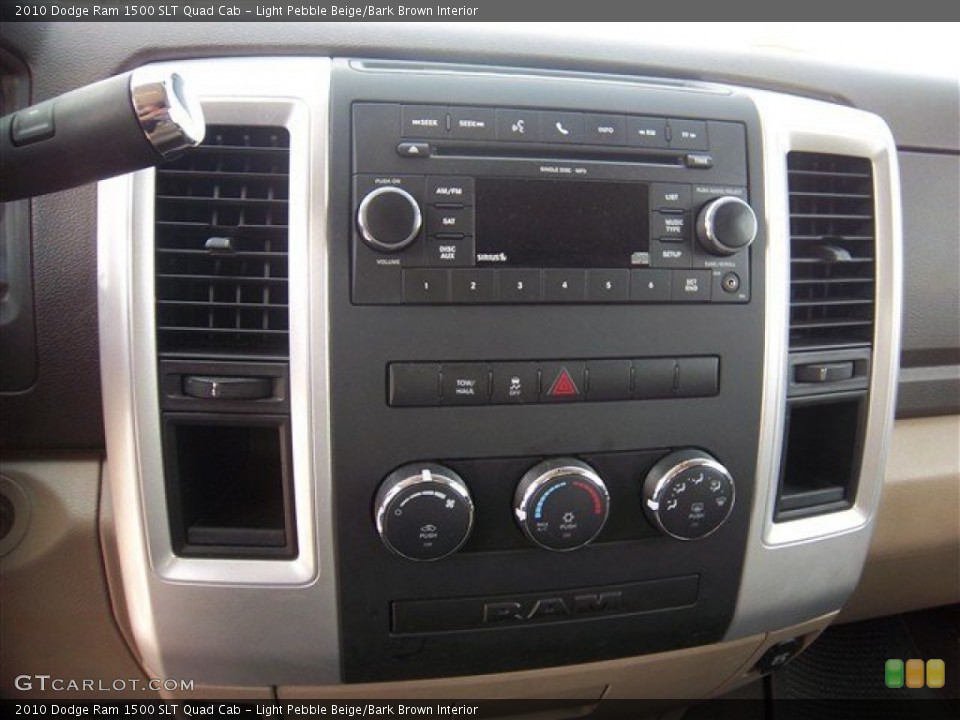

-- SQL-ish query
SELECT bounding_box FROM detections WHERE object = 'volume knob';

[357,186,422,252]
[696,196,757,256]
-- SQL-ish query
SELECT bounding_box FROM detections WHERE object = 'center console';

[331,65,764,682]
[97,57,901,691]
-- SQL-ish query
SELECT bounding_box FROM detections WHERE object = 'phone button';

[540,112,585,143]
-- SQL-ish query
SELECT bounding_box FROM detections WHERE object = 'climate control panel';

[373,450,736,561]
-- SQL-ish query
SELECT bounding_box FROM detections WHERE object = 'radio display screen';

[475,178,649,267]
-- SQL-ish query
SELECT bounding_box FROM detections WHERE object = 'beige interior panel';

[709,612,838,697]
[280,634,763,701]
[839,415,960,623]
[0,456,157,699]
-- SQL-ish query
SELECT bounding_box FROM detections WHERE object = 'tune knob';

[514,458,610,551]
[696,196,757,256]
[357,186,422,252]
[375,463,474,561]
[643,449,735,540]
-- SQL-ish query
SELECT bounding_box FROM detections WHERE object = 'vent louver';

[788,152,875,349]
[154,125,290,359]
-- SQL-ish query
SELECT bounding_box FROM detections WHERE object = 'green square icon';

[886,658,904,688]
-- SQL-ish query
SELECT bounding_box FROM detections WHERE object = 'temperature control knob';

[357,186,422,252]
[375,463,474,561]
[514,458,610,551]
[643,449,735,540]
[696,196,757,256]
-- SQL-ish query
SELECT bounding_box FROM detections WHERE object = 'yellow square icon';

[926,659,945,689]
[905,659,925,688]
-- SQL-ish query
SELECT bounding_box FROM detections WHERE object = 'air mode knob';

[696,196,758,256]
[514,458,610,551]
[642,449,735,540]
[357,186,422,252]
[375,463,474,561]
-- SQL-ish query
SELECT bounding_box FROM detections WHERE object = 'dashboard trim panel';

[98,57,340,684]
[726,89,902,639]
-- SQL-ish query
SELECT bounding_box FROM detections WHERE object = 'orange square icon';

[905,659,925,688]
[926,659,945,689]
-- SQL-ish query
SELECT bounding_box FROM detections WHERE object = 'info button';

[584,113,626,145]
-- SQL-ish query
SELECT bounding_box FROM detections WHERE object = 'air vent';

[155,125,290,358]
[788,152,875,349]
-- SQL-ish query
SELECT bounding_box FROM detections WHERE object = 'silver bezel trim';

[357,185,423,252]
[644,457,736,541]
[375,468,475,562]
[514,461,611,552]
[725,89,902,639]
[98,58,339,685]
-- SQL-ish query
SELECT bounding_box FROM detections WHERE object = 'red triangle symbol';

[548,368,580,397]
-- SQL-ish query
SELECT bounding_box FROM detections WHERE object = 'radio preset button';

[627,116,669,148]
[402,105,448,138]
[490,362,540,405]
[449,106,496,140]
[496,109,541,142]
[450,269,496,303]
[543,269,587,303]
[441,363,490,406]
[668,119,709,151]
[426,236,475,267]
[630,269,672,302]
[427,176,475,205]
[650,183,691,212]
[540,111,585,143]
[671,270,713,302]
[587,269,630,302]
[497,269,542,303]
[403,268,451,303]
[427,207,475,236]
[584,113,626,145]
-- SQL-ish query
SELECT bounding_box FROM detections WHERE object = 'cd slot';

[433,141,687,167]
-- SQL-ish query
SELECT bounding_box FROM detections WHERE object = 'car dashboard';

[0,23,957,705]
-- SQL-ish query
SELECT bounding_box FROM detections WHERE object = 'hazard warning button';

[541,362,585,403]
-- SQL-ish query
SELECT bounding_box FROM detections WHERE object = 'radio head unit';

[351,103,755,305]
